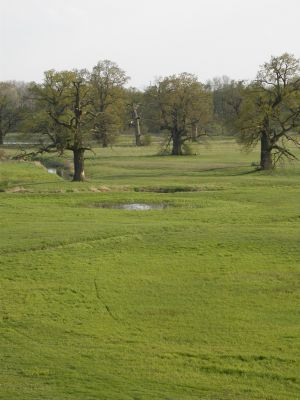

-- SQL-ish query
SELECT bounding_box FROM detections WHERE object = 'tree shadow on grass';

[232,168,261,176]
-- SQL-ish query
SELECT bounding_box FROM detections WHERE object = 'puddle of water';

[46,167,71,179]
[96,203,166,210]
[121,203,162,210]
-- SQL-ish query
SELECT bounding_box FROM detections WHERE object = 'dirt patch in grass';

[89,186,111,192]
[5,186,31,193]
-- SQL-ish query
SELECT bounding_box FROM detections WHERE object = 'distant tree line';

[0,53,300,180]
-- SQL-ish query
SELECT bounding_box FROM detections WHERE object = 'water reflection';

[98,203,166,210]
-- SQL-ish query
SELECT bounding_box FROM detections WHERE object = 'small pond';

[95,203,166,211]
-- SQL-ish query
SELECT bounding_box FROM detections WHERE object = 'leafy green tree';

[0,82,22,145]
[146,73,212,155]
[28,69,93,181]
[90,60,129,147]
[237,53,300,170]
[207,76,245,134]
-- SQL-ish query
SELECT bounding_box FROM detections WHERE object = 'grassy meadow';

[0,137,300,399]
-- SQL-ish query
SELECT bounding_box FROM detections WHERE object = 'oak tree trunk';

[134,118,142,146]
[171,130,183,155]
[102,133,108,148]
[132,105,142,146]
[73,148,85,181]
[260,131,272,170]
[191,124,198,142]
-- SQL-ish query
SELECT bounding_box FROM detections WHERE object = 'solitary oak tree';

[29,69,93,181]
[238,53,300,169]
[146,73,212,155]
[90,60,129,147]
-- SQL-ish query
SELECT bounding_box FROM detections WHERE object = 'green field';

[0,138,300,399]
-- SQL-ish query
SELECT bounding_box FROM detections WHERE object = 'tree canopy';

[146,73,212,155]
[237,53,300,169]
[28,69,93,181]
[90,60,129,147]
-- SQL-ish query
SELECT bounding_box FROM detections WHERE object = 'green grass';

[0,138,300,399]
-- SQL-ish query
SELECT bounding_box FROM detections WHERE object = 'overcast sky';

[1,0,299,88]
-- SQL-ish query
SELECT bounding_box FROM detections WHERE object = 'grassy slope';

[0,139,299,399]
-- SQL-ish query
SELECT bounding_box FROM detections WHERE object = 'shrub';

[0,149,8,160]
[141,134,152,146]
[182,143,194,155]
